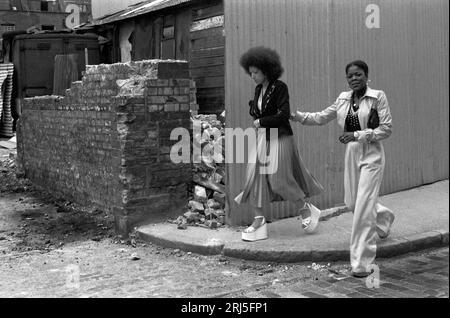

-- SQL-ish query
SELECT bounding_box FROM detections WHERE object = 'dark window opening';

[161,15,175,59]
[164,15,174,27]
[162,15,175,40]
[41,1,48,11]
[41,25,55,31]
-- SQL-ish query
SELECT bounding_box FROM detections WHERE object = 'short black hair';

[346,60,369,77]
[240,46,284,81]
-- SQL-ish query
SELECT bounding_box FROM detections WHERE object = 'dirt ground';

[0,151,117,253]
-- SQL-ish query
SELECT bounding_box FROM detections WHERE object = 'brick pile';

[172,114,226,230]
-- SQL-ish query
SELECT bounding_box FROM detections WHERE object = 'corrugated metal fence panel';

[225,0,449,226]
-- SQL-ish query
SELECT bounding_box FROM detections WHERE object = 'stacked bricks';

[17,60,194,236]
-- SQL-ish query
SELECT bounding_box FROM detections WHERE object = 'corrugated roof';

[91,0,193,26]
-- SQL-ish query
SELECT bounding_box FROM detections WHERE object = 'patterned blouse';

[345,106,361,132]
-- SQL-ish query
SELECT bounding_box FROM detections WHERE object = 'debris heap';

[170,113,227,229]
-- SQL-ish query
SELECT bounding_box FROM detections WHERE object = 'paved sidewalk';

[229,247,449,298]
[137,180,449,262]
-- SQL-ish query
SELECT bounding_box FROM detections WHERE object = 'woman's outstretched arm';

[290,98,339,125]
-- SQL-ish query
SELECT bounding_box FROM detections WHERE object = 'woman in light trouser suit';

[291,60,395,277]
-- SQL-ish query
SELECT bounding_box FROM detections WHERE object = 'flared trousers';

[344,141,395,273]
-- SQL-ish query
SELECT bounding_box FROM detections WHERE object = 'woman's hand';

[339,132,356,144]
[290,111,298,120]
[253,119,261,128]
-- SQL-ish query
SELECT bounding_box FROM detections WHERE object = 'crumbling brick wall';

[17,60,195,236]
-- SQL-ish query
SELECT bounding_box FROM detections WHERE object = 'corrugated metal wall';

[224,0,449,225]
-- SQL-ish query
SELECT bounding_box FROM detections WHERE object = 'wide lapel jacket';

[249,81,280,119]
[248,80,293,138]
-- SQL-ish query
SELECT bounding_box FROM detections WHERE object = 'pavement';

[137,179,449,262]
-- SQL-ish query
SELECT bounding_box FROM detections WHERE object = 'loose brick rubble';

[170,113,227,230]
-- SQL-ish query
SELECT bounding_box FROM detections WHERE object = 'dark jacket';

[249,79,294,140]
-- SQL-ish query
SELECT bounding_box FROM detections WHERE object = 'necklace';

[352,87,366,111]
[351,96,359,111]
[351,93,363,111]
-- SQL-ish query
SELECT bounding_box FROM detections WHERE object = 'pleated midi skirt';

[235,132,323,212]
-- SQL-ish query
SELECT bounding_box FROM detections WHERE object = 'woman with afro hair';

[235,46,324,241]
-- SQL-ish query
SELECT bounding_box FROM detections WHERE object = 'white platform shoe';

[242,216,268,241]
[301,202,321,234]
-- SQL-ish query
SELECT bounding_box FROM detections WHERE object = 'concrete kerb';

[223,231,449,263]
[136,227,225,255]
[135,205,351,259]
[433,229,449,245]
[136,226,449,262]
[377,230,449,259]
[319,206,350,221]
[221,247,350,263]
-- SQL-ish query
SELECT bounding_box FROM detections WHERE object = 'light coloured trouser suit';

[344,140,395,273]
